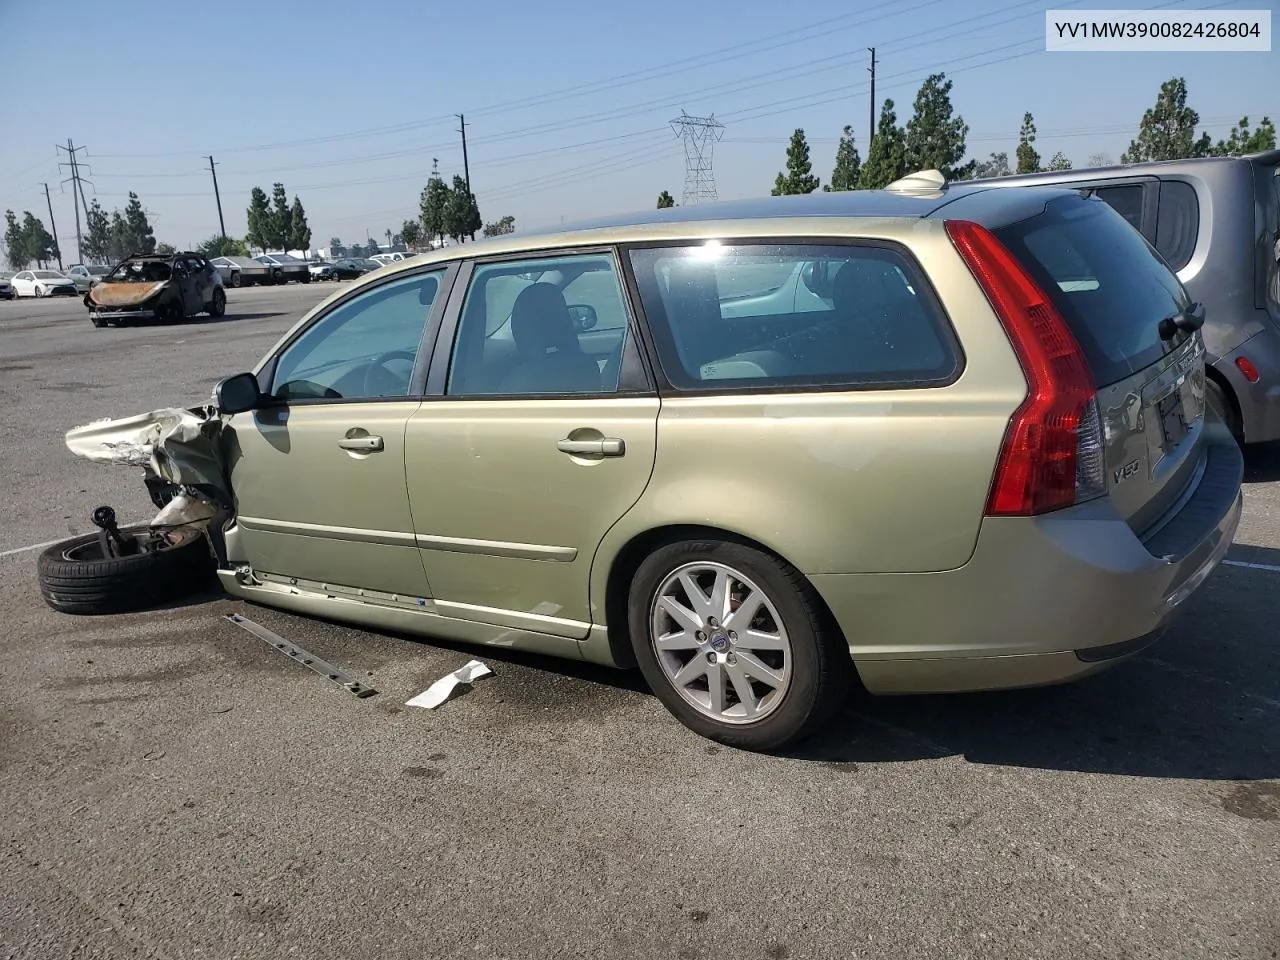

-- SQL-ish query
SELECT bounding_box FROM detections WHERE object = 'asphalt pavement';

[1,283,1277,959]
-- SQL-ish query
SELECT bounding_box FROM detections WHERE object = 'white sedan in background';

[11,270,78,297]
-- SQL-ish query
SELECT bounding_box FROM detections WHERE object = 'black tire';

[272,269,284,285]
[37,525,216,616]
[1205,378,1242,443]
[627,539,851,752]
[207,286,226,317]
[300,271,312,284]
[230,271,241,288]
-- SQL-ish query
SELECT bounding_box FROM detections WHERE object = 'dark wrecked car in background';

[85,251,227,327]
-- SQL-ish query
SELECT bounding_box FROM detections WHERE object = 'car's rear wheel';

[272,269,284,285]
[230,271,241,288]
[37,524,216,616]
[627,539,850,751]
[207,286,226,318]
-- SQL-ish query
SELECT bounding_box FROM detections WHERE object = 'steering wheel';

[360,350,417,397]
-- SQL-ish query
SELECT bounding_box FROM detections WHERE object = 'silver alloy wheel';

[649,560,792,724]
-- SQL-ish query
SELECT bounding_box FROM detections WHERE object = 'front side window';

[446,253,630,397]
[627,242,958,390]
[270,270,444,401]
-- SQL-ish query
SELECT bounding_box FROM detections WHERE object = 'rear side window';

[627,242,959,390]
[1092,184,1144,231]
[993,195,1192,387]
[1154,180,1200,271]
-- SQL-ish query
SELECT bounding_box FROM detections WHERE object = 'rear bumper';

[813,432,1244,695]
[1214,325,1280,443]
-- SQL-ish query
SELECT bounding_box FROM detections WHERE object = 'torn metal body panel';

[88,281,168,308]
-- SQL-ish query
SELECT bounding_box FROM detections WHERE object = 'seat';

[496,283,601,394]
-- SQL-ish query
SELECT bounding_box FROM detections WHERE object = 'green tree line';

[3,210,58,270]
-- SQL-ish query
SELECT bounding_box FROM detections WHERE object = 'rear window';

[1154,180,1199,271]
[993,195,1193,387]
[627,242,959,391]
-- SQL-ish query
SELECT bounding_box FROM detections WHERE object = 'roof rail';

[885,168,947,197]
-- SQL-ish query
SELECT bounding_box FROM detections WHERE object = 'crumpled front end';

[64,406,235,562]
[86,280,170,321]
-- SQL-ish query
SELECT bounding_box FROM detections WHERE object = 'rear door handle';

[338,435,384,452]
[557,437,625,457]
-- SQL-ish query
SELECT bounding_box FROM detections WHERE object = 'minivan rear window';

[992,196,1193,387]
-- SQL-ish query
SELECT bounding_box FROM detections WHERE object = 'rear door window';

[993,195,1193,386]
[1092,184,1145,232]
[627,242,959,390]
[1154,180,1200,271]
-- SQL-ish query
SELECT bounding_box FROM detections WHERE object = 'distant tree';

[197,235,249,258]
[858,99,907,189]
[1208,115,1277,156]
[771,128,821,195]
[289,197,311,253]
[155,242,176,256]
[399,219,424,249]
[4,210,27,269]
[656,190,675,208]
[968,152,1011,180]
[267,183,291,250]
[82,199,112,263]
[904,73,969,180]
[420,174,451,247]
[328,236,344,257]
[246,187,272,251]
[1087,152,1114,168]
[482,215,516,237]
[1121,77,1210,163]
[443,175,481,242]
[22,211,56,267]
[121,192,155,255]
[1016,112,1041,174]
[824,125,862,191]
[106,211,130,263]
[1046,151,1073,171]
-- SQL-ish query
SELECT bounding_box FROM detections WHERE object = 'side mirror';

[215,372,262,415]
[568,303,598,332]
[800,261,835,299]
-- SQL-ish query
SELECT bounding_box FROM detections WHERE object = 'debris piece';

[405,659,493,709]
[222,613,378,698]
[142,750,166,761]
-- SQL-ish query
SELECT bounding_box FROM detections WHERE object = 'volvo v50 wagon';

[52,172,1244,751]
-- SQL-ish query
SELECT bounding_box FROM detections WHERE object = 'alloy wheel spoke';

[724,591,764,632]
[736,650,784,688]
[706,662,726,714]
[725,662,758,715]
[671,656,707,689]
[656,594,702,634]
[739,628,787,652]
[655,630,701,651]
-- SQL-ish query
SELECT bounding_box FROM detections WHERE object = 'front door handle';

[557,437,625,457]
[338,435,384,452]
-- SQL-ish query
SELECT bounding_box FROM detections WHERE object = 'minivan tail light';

[945,219,1103,516]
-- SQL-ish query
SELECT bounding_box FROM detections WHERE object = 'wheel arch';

[598,523,845,671]
[1204,364,1243,439]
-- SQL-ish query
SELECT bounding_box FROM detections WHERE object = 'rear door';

[992,195,1206,534]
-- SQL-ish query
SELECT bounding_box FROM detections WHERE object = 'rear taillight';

[945,219,1104,516]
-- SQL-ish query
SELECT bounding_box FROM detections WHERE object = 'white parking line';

[1222,559,1280,574]
[0,538,65,559]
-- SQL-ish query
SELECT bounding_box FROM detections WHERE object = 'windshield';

[108,260,171,283]
[34,271,65,279]
[88,266,111,276]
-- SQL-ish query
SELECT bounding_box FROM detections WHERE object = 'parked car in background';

[253,253,311,284]
[329,258,373,280]
[58,173,1241,750]
[0,272,15,300]
[308,260,338,281]
[360,258,385,273]
[983,148,1280,445]
[85,251,225,327]
[66,264,113,293]
[370,251,412,265]
[210,255,270,288]
[11,270,78,297]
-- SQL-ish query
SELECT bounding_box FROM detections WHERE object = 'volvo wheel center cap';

[709,632,730,652]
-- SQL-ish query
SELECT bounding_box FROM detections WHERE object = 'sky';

[0,0,1275,259]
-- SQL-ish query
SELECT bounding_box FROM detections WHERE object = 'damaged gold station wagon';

[43,171,1244,750]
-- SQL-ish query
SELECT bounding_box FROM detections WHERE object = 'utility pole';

[456,114,474,241]
[57,139,91,265]
[867,47,877,153]
[42,182,63,270]
[206,155,226,240]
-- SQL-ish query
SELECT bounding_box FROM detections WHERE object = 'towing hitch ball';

[91,505,139,558]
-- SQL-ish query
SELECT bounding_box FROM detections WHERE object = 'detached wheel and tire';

[37,525,216,616]
[206,286,227,318]
[628,540,850,752]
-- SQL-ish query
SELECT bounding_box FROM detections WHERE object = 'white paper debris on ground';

[405,659,493,710]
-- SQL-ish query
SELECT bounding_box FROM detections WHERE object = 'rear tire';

[230,271,241,288]
[206,286,226,318]
[37,525,216,616]
[627,539,851,752]
[272,270,284,285]
[1205,378,1242,443]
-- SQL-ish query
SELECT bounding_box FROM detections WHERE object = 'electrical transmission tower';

[57,140,93,264]
[670,111,724,206]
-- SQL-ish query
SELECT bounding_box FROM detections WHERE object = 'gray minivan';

[982,150,1280,444]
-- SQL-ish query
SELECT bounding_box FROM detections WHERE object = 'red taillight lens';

[945,219,1099,517]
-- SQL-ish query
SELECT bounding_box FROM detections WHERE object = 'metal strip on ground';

[223,613,378,698]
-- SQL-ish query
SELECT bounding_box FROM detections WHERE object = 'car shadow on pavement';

[1243,441,1280,483]
[790,549,1280,782]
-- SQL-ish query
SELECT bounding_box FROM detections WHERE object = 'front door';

[405,251,658,638]
[226,268,449,601]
